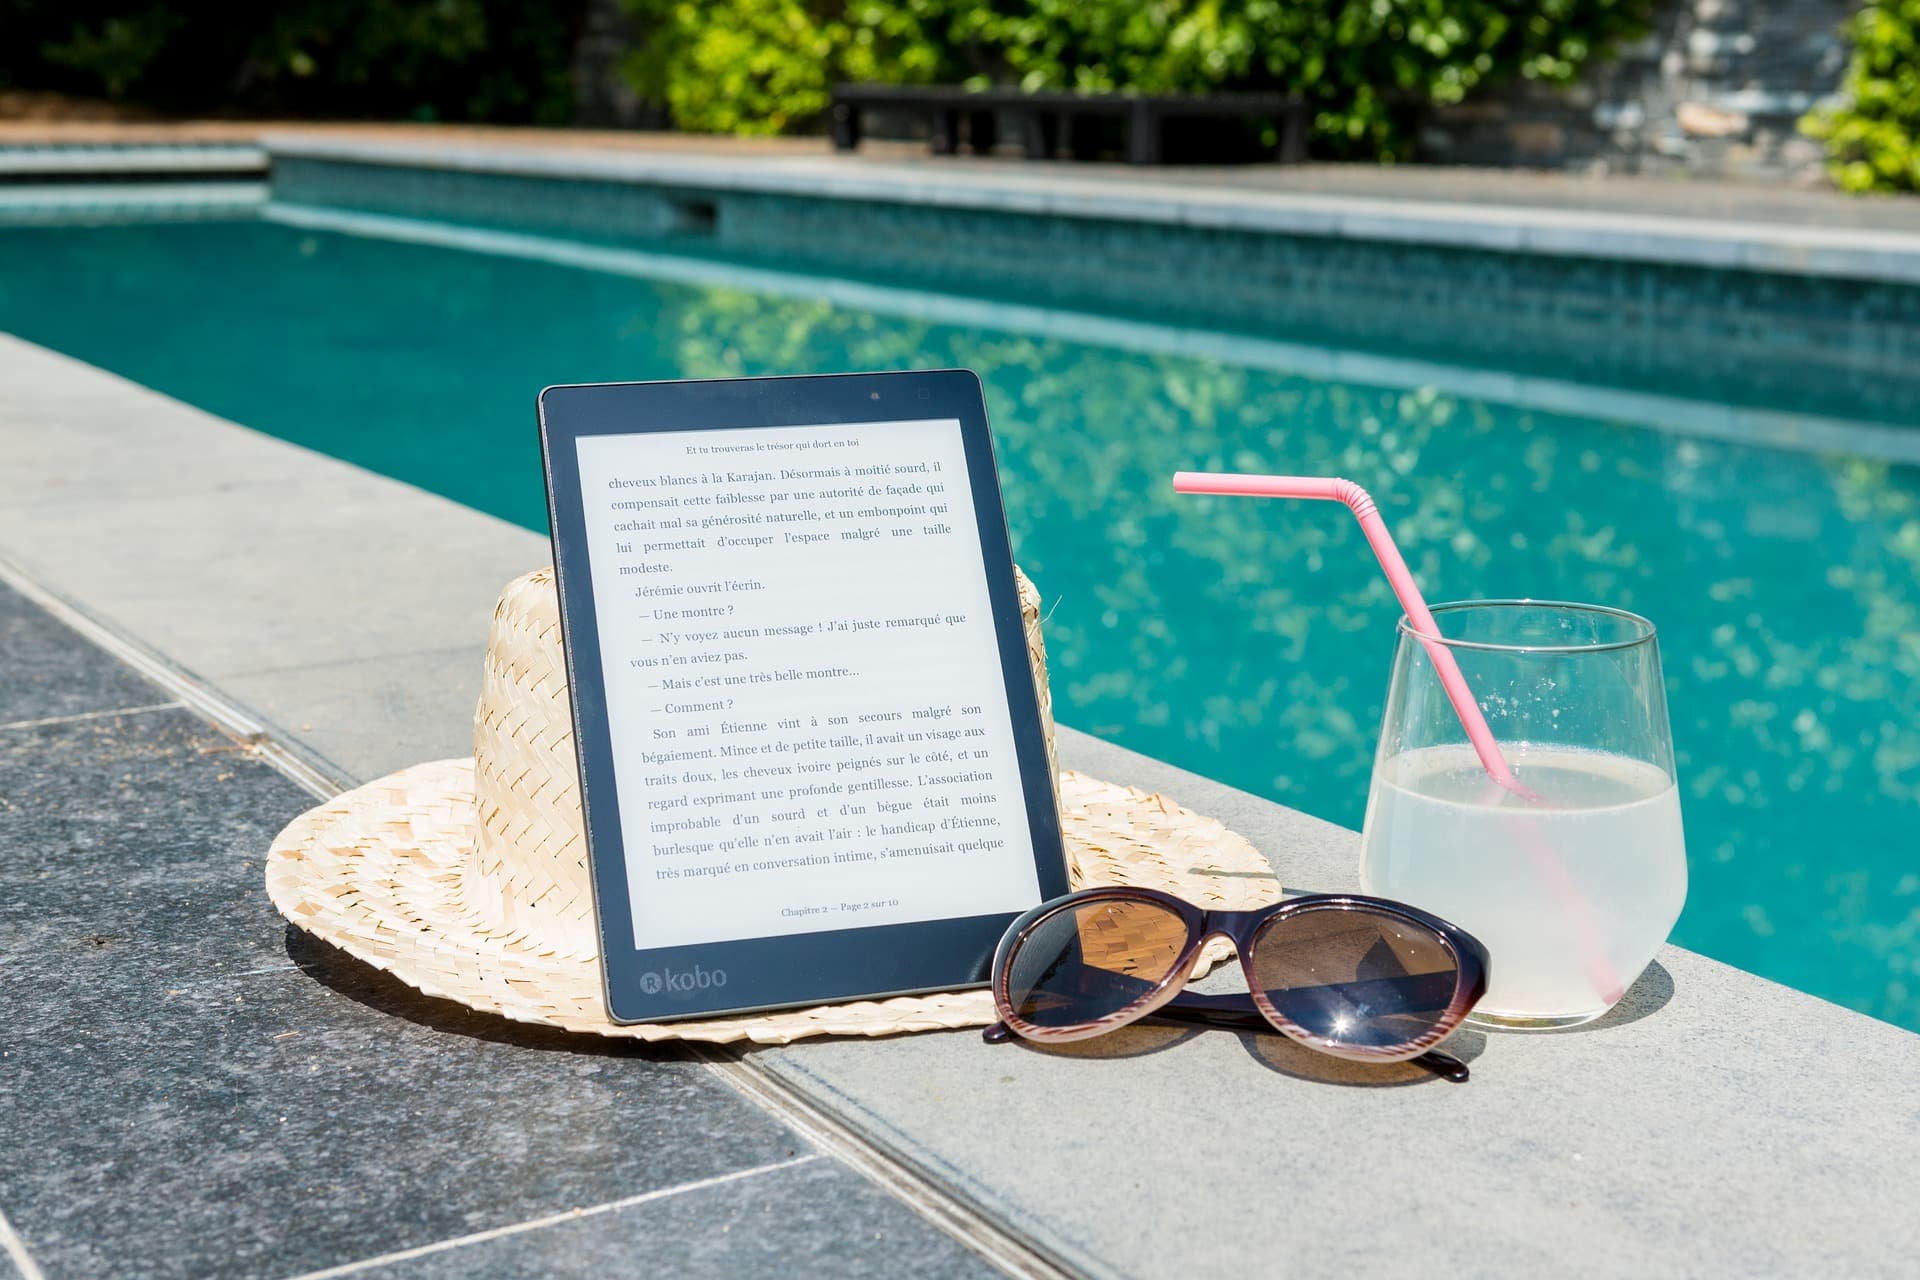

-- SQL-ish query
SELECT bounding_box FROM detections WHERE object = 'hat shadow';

[282,926,692,1062]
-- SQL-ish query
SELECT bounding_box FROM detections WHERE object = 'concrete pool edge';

[261,135,1920,287]
[4,333,1918,1275]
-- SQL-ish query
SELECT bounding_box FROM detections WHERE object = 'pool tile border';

[262,200,1920,467]
[259,149,1920,426]
[0,181,265,225]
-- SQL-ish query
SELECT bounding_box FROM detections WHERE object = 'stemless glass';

[1358,600,1687,1030]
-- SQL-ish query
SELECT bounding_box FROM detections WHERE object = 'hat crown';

[466,566,1058,959]
[469,568,600,956]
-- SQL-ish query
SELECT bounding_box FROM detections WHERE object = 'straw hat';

[266,567,1278,1044]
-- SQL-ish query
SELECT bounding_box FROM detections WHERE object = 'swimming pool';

[2,208,1915,1032]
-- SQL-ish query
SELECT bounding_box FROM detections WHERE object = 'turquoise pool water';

[2,215,1916,1032]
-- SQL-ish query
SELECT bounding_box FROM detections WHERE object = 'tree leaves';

[4,0,578,122]
[1802,1,1920,194]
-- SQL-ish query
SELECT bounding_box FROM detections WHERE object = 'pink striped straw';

[1173,470,1627,1003]
[1172,471,1532,798]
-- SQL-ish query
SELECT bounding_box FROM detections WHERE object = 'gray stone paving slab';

[0,959,804,1280]
[0,578,169,726]
[0,677,984,1280]
[362,1157,997,1280]
[0,710,305,1038]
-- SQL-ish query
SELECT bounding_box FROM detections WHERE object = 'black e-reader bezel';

[538,370,1070,1023]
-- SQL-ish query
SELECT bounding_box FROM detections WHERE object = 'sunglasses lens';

[1003,897,1190,1031]
[1251,909,1459,1050]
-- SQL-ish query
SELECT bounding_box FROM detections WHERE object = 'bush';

[1803,1,1920,194]
[620,0,950,136]
[621,0,1653,160]
[2,0,581,123]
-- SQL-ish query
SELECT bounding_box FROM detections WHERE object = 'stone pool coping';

[8,117,1920,229]
[3,330,1917,1276]
[260,133,1920,286]
[0,142,265,179]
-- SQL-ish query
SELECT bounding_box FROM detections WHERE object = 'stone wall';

[570,0,659,128]
[1420,0,1855,182]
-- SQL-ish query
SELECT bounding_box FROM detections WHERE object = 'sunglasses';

[985,887,1491,1082]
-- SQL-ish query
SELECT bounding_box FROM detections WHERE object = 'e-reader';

[538,370,1070,1023]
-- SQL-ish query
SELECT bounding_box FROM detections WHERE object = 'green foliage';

[38,10,184,99]
[2,0,580,123]
[621,0,950,135]
[621,0,1652,159]
[620,0,832,135]
[1803,1,1920,194]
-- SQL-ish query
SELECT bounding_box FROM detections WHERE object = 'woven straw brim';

[266,760,1279,1045]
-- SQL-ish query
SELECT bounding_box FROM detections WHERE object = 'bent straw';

[1171,471,1531,798]
[1171,470,1625,1004]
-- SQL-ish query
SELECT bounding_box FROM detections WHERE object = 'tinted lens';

[1003,897,1190,1031]
[1251,909,1459,1050]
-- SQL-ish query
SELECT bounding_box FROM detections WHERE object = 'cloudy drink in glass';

[1358,601,1687,1029]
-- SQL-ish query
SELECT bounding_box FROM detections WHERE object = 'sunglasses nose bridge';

[1195,927,1238,957]
[1194,912,1279,1001]
[1197,909,1261,945]
[1194,912,1265,964]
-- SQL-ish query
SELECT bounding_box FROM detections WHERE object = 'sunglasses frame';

[989,886,1490,1067]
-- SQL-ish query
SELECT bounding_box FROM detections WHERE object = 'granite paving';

[366,1158,993,1280]
[0,580,171,726]
[0,595,999,1279]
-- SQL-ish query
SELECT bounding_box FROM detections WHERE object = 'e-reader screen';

[541,371,1068,1021]
[572,416,1041,950]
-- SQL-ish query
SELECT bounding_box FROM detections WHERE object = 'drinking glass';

[1358,600,1687,1030]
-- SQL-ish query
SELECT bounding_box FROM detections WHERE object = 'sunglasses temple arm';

[1410,1049,1471,1082]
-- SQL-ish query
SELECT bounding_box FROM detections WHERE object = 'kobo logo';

[643,965,727,996]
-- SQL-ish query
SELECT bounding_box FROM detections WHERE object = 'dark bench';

[829,83,1310,165]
